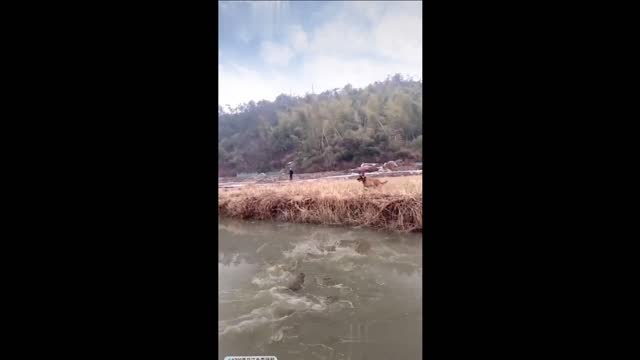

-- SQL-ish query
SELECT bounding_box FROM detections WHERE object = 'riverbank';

[218,175,422,232]
[219,169,422,190]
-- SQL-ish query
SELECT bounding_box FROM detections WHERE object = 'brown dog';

[356,173,388,188]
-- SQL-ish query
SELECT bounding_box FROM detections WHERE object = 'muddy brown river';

[219,218,422,360]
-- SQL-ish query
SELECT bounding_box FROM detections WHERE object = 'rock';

[325,295,339,304]
[287,272,305,291]
[355,240,371,254]
[337,239,371,254]
[350,166,379,173]
[273,308,296,318]
[360,162,378,168]
[338,240,357,248]
[318,244,336,252]
[321,276,339,286]
[383,161,399,170]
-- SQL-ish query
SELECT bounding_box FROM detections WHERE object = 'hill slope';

[218,74,422,176]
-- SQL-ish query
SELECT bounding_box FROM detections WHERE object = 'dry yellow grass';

[218,176,422,232]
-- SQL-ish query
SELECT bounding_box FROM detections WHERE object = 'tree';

[218,74,423,174]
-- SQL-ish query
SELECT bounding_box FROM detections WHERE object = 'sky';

[219,1,422,108]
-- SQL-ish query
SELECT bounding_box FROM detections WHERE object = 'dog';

[356,173,388,188]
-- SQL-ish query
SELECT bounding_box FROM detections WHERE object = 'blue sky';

[219,1,422,107]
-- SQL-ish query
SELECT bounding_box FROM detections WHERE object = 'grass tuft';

[218,176,422,232]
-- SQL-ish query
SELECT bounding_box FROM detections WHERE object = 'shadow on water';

[218,217,422,360]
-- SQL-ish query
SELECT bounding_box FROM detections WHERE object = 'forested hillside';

[218,74,422,176]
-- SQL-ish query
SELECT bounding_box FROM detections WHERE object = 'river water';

[219,218,422,360]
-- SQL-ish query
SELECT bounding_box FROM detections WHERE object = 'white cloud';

[260,41,295,66]
[349,1,385,22]
[247,1,290,40]
[289,25,308,52]
[374,9,422,63]
[236,28,252,44]
[306,2,421,64]
[219,1,422,107]
[301,56,420,93]
[219,55,420,107]
[218,64,297,107]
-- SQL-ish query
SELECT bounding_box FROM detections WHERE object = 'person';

[289,168,294,181]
